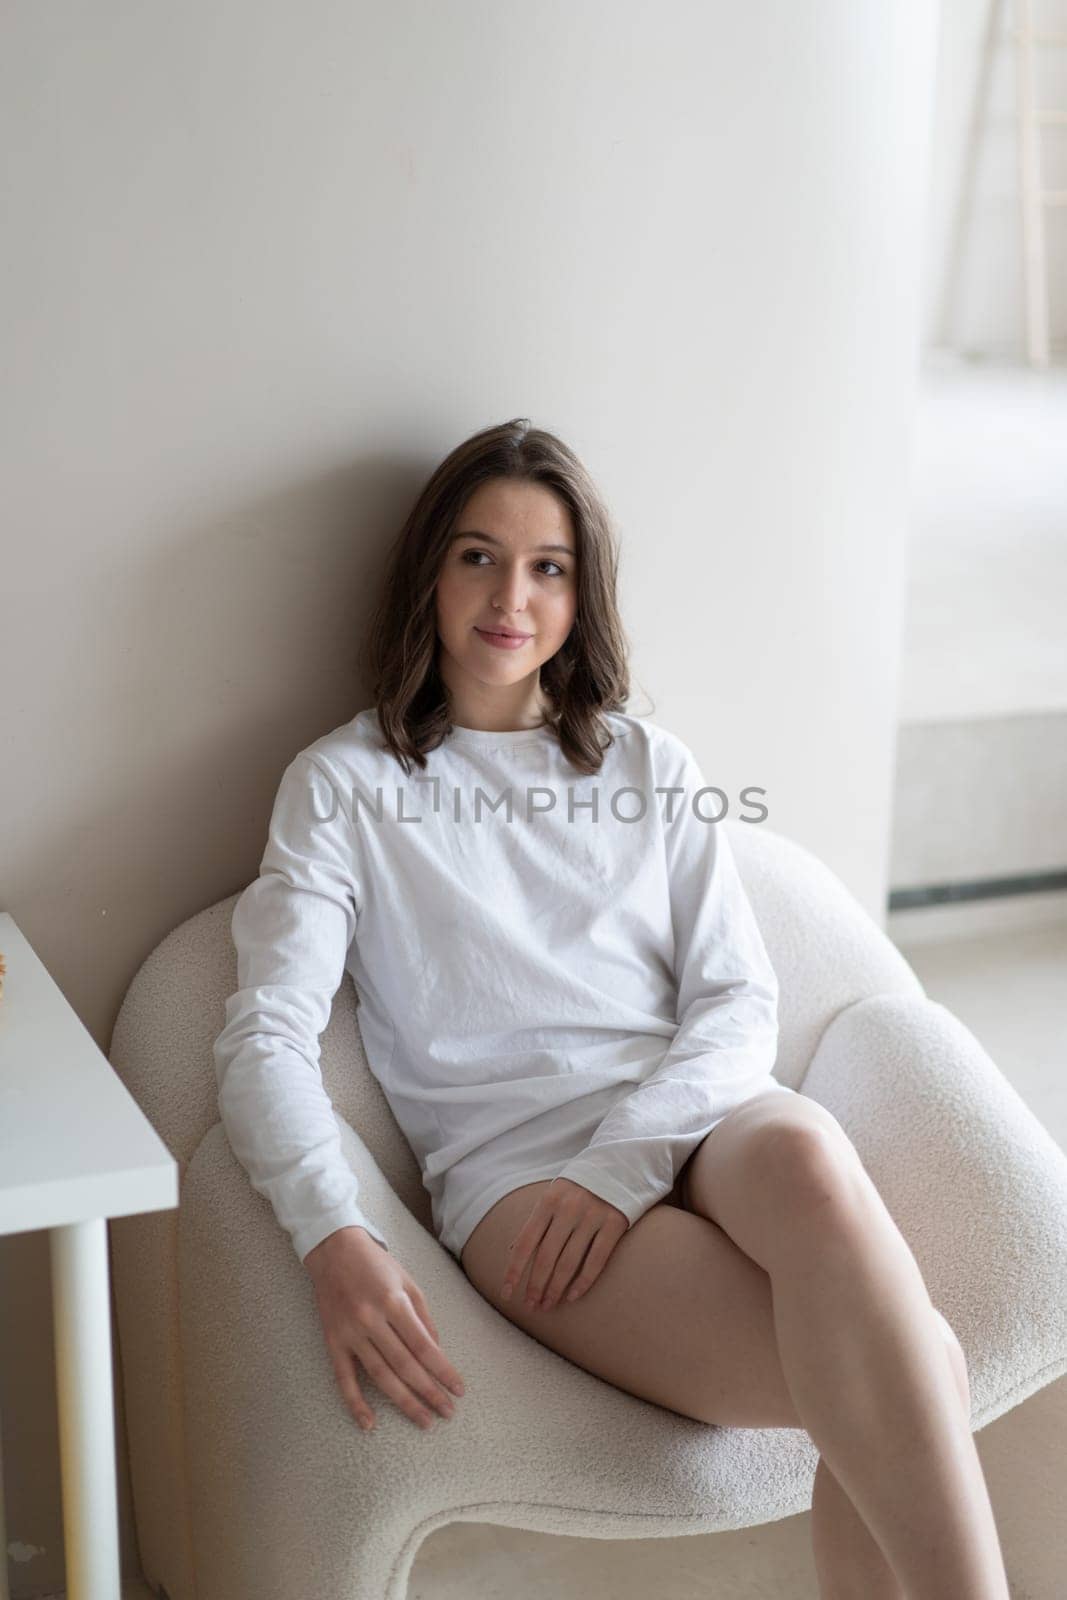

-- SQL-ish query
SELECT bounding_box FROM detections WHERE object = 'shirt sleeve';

[212,750,390,1266]
[555,733,780,1227]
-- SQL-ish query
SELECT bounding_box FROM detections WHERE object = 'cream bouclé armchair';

[108,819,1067,1600]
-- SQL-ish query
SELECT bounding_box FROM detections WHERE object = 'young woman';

[214,418,1010,1599]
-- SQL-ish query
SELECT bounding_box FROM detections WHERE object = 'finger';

[524,1215,572,1306]
[354,1323,454,1430]
[539,1226,596,1309]
[410,1291,466,1395]
[378,1308,461,1418]
[325,1340,377,1431]
[323,1331,382,1433]
[410,1287,442,1349]
[562,1229,616,1303]
[502,1209,549,1300]
[504,1210,550,1299]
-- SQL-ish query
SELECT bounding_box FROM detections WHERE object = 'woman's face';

[434,478,578,720]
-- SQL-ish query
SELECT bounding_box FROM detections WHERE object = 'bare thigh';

[459,1165,804,1430]
[679,1086,973,1394]
[680,1086,866,1265]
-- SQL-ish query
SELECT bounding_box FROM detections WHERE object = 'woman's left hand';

[501,1178,629,1311]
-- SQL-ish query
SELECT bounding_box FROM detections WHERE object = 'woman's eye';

[460,550,566,577]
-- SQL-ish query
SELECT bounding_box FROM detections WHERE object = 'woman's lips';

[475,627,531,650]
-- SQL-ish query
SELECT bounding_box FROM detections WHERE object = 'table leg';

[50,1218,121,1600]
[0,1392,9,1600]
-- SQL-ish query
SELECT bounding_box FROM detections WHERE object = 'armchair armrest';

[800,991,1067,1431]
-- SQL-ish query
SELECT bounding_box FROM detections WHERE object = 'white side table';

[0,912,178,1600]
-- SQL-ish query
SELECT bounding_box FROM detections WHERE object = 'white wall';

[0,3,939,1591]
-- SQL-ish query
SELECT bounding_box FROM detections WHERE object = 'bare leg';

[811,1455,904,1598]
[809,1308,973,1597]
[756,1138,1009,1599]
[786,1224,1004,1597]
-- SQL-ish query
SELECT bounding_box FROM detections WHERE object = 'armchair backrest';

[726,818,923,1087]
[105,817,920,1598]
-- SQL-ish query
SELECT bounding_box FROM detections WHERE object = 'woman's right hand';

[304,1225,466,1432]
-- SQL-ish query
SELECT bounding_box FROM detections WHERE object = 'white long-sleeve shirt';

[212,707,786,1266]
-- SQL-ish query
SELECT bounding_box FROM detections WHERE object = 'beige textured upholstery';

[107,820,1067,1598]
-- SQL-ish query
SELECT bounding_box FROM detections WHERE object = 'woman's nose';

[493,569,530,609]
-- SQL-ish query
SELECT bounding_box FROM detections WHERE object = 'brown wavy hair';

[360,417,636,776]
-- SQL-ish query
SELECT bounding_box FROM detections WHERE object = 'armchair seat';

[108,820,1067,1599]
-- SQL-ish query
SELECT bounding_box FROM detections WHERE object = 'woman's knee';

[932,1307,971,1416]
[680,1096,861,1269]
[751,1107,868,1216]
